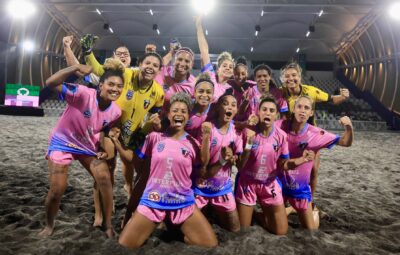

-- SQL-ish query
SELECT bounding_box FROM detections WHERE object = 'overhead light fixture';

[250,47,254,52]
[296,47,300,53]
[109,27,114,33]
[255,25,261,36]
[318,9,324,17]
[306,31,310,37]
[96,8,101,15]
[7,0,36,19]
[22,40,35,52]
[205,29,208,35]
[157,29,160,35]
[149,9,154,16]
[389,2,400,20]
[261,10,264,16]
[191,0,216,15]
[163,45,166,51]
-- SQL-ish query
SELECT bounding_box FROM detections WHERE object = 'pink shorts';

[235,178,283,207]
[46,150,77,165]
[195,193,236,212]
[284,197,309,212]
[137,204,195,225]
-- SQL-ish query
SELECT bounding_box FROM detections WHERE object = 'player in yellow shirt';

[280,62,349,219]
[82,36,164,208]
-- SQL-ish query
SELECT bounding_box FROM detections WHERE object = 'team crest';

[102,120,109,127]
[163,84,169,91]
[299,141,308,150]
[320,130,325,135]
[126,90,134,100]
[181,147,190,157]
[148,191,161,202]
[157,142,165,152]
[83,109,92,118]
[144,99,151,109]
[150,91,156,98]
[211,137,218,147]
[251,141,259,150]
[272,143,279,151]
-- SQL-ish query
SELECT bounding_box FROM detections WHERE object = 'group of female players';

[38,16,354,249]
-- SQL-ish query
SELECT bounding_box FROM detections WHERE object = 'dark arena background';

[0,1,399,254]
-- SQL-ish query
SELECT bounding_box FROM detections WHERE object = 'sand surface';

[0,115,399,255]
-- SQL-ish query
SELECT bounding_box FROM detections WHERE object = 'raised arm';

[195,16,210,67]
[80,34,105,76]
[45,64,92,93]
[236,129,255,170]
[331,88,350,105]
[337,116,353,147]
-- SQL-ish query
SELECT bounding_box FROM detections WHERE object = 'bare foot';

[105,227,115,238]
[93,216,103,227]
[313,206,320,229]
[38,226,54,237]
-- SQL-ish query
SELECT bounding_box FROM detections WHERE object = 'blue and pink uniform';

[47,83,121,164]
[136,132,200,224]
[244,86,288,119]
[194,122,243,212]
[201,63,232,102]
[155,65,196,105]
[185,104,213,141]
[276,120,340,211]
[235,125,289,207]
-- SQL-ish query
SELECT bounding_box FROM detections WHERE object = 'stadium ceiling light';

[96,8,101,15]
[23,40,35,52]
[318,9,324,17]
[7,0,36,19]
[109,27,114,33]
[306,31,310,37]
[205,29,208,35]
[250,47,254,52]
[296,47,300,53]
[261,10,264,16]
[191,0,216,15]
[255,25,261,36]
[157,29,160,35]
[149,9,153,16]
[163,45,166,51]
[389,2,400,20]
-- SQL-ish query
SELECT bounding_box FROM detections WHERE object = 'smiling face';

[293,97,314,124]
[194,82,214,107]
[258,101,278,128]
[218,95,237,123]
[282,67,301,90]
[114,46,131,68]
[98,75,124,102]
[255,69,271,93]
[168,101,189,131]
[174,51,193,77]
[234,65,248,84]
[139,55,161,82]
[217,59,234,81]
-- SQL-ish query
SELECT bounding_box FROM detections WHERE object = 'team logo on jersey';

[126,90,134,100]
[320,130,325,135]
[157,142,165,152]
[211,137,218,147]
[102,120,109,127]
[299,141,308,150]
[272,143,279,151]
[316,90,320,94]
[163,84,169,91]
[148,191,161,202]
[144,99,150,109]
[150,91,156,98]
[181,147,190,157]
[83,109,92,118]
[251,141,259,150]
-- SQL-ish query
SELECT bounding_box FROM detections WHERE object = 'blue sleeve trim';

[201,63,214,73]
[280,154,290,159]
[326,135,340,149]
[59,83,67,101]
[280,107,288,113]
[135,148,146,159]
[84,75,91,83]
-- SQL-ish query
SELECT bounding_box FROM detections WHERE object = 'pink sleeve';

[280,135,290,159]
[315,128,340,150]
[234,132,244,155]
[60,83,87,105]
[154,66,169,85]
[136,133,157,159]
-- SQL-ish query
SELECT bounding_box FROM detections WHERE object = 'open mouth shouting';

[172,116,185,127]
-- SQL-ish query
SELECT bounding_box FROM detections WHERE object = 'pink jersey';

[185,104,213,141]
[228,79,257,106]
[239,125,289,184]
[155,65,196,104]
[193,121,243,197]
[138,132,200,209]
[201,63,232,102]
[276,120,340,201]
[245,86,288,119]
[48,83,121,156]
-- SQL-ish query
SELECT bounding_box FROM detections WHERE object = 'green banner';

[5,84,40,96]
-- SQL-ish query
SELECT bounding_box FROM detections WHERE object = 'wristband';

[245,143,253,150]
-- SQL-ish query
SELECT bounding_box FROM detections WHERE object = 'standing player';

[277,95,353,229]
[39,60,124,238]
[116,93,218,248]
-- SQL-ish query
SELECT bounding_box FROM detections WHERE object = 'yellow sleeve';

[84,52,104,76]
[313,87,329,103]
